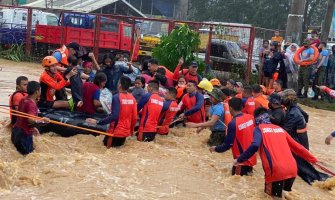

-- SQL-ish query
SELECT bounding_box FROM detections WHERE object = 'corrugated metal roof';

[26,0,147,17]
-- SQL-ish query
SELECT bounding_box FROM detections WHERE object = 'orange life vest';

[53,45,69,66]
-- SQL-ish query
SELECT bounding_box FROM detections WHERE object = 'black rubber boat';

[38,109,108,137]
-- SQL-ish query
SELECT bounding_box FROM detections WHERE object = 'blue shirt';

[98,94,121,125]
[301,48,315,61]
[319,50,329,67]
[101,64,133,94]
[214,113,243,153]
[87,71,95,82]
[209,103,225,132]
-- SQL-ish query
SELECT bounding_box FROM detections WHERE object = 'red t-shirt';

[14,97,38,135]
[79,82,100,114]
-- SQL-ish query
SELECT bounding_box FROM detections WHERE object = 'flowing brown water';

[0,59,334,199]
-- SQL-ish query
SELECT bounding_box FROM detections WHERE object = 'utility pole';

[321,0,335,41]
[285,0,306,44]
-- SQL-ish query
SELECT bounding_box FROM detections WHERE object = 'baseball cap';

[67,42,82,55]
[189,61,198,68]
[227,79,235,85]
[235,82,243,88]
[208,88,224,101]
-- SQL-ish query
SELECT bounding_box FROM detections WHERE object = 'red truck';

[35,13,138,60]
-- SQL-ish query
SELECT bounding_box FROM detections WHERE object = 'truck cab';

[0,8,58,29]
[35,12,138,60]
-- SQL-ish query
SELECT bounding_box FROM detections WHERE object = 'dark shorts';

[263,71,273,78]
[103,136,126,147]
[138,132,156,142]
[11,127,33,155]
[38,100,54,109]
[232,165,253,176]
[208,131,225,146]
[265,177,295,198]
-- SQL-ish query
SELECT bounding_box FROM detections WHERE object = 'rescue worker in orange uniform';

[253,84,269,109]
[9,76,28,125]
[38,56,77,109]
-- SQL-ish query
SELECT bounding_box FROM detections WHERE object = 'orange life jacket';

[53,45,69,66]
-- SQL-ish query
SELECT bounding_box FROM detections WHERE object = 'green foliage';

[0,44,26,62]
[152,25,203,72]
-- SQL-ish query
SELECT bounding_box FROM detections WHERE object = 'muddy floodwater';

[0,59,335,199]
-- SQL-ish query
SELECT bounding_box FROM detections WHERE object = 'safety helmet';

[198,78,213,92]
[42,56,58,67]
[210,78,221,87]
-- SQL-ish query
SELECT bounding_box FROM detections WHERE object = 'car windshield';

[225,41,245,59]
[46,15,58,26]
[211,40,245,59]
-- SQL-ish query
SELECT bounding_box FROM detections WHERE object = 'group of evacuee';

[8,41,334,199]
[259,30,334,101]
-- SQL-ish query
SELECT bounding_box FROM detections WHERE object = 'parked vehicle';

[0,8,58,44]
[34,12,139,60]
[0,8,58,28]
[208,39,247,71]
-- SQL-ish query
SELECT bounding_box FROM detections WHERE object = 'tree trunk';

[285,0,306,44]
[321,0,335,41]
[302,0,310,33]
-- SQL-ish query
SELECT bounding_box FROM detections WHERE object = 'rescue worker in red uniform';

[157,87,179,135]
[178,80,205,123]
[210,97,256,176]
[38,56,77,109]
[86,76,137,148]
[173,57,202,84]
[242,86,255,115]
[9,76,28,125]
[221,88,233,126]
[137,80,164,142]
[235,108,319,198]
